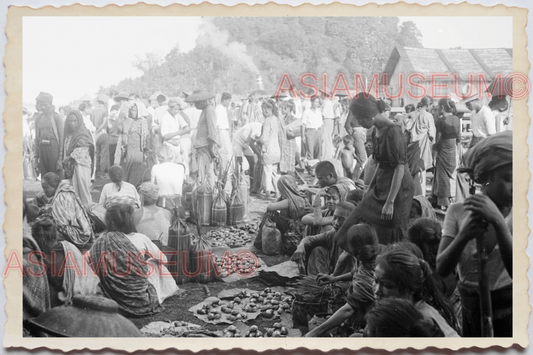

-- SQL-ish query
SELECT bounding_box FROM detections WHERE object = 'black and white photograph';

[4,1,529,352]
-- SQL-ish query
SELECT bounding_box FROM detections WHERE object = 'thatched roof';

[382,46,512,84]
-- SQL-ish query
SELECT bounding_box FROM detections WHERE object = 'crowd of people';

[22,85,512,338]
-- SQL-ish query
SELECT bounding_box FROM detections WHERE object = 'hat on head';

[113,92,129,102]
[184,90,215,103]
[36,92,53,104]
[458,84,480,105]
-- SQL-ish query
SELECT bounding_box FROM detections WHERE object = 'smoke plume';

[196,17,260,75]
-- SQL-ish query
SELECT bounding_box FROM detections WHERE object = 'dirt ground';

[23,170,443,336]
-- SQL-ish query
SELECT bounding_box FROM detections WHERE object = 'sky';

[23,16,513,107]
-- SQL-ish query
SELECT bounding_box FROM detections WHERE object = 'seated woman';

[374,249,459,337]
[301,183,350,236]
[133,182,172,246]
[99,165,141,210]
[305,224,380,337]
[364,298,444,337]
[89,204,178,317]
[437,131,512,337]
[29,218,99,308]
[39,172,94,251]
[253,175,309,253]
[291,202,355,276]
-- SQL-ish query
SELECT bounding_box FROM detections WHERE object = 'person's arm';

[266,199,289,212]
[305,303,354,337]
[436,207,484,278]
[316,271,353,285]
[381,164,404,220]
[310,189,333,226]
[344,111,355,135]
[96,111,108,134]
[463,194,513,276]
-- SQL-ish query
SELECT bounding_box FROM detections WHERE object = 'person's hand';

[56,160,63,171]
[463,194,505,226]
[290,247,305,263]
[316,273,336,286]
[381,201,394,221]
[503,116,510,125]
[457,210,488,243]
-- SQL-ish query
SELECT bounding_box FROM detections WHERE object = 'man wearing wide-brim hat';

[458,85,496,148]
[34,92,64,177]
[185,90,220,185]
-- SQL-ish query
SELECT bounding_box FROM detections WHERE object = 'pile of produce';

[250,287,293,319]
[244,323,289,338]
[188,296,261,325]
[207,224,257,248]
[213,253,260,278]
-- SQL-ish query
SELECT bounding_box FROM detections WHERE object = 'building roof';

[382,46,513,84]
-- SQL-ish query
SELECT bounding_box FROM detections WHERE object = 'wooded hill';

[100,17,423,98]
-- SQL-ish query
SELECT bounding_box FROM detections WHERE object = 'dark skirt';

[354,166,414,244]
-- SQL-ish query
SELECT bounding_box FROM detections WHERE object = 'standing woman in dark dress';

[335,94,414,246]
[433,99,461,210]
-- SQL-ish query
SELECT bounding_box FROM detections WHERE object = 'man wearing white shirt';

[465,95,496,147]
[302,96,323,160]
[153,94,168,130]
[321,93,335,159]
[160,99,190,172]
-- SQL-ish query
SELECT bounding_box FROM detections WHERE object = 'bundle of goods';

[261,217,282,255]
[212,157,233,226]
[213,253,260,278]
[167,207,192,284]
[228,169,246,225]
[207,227,253,248]
[190,233,216,283]
[291,275,345,327]
[195,180,214,227]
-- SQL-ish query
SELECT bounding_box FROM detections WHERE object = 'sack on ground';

[261,218,282,255]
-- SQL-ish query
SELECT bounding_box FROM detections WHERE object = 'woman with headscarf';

[254,175,310,252]
[133,182,172,246]
[120,102,150,187]
[99,165,141,210]
[335,94,414,246]
[437,131,512,337]
[433,99,461,210]
[89,204,178,317]
[257,99,281,199]
[38,172,95,251]
[61,110,94,207]
[302,183,350,236]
